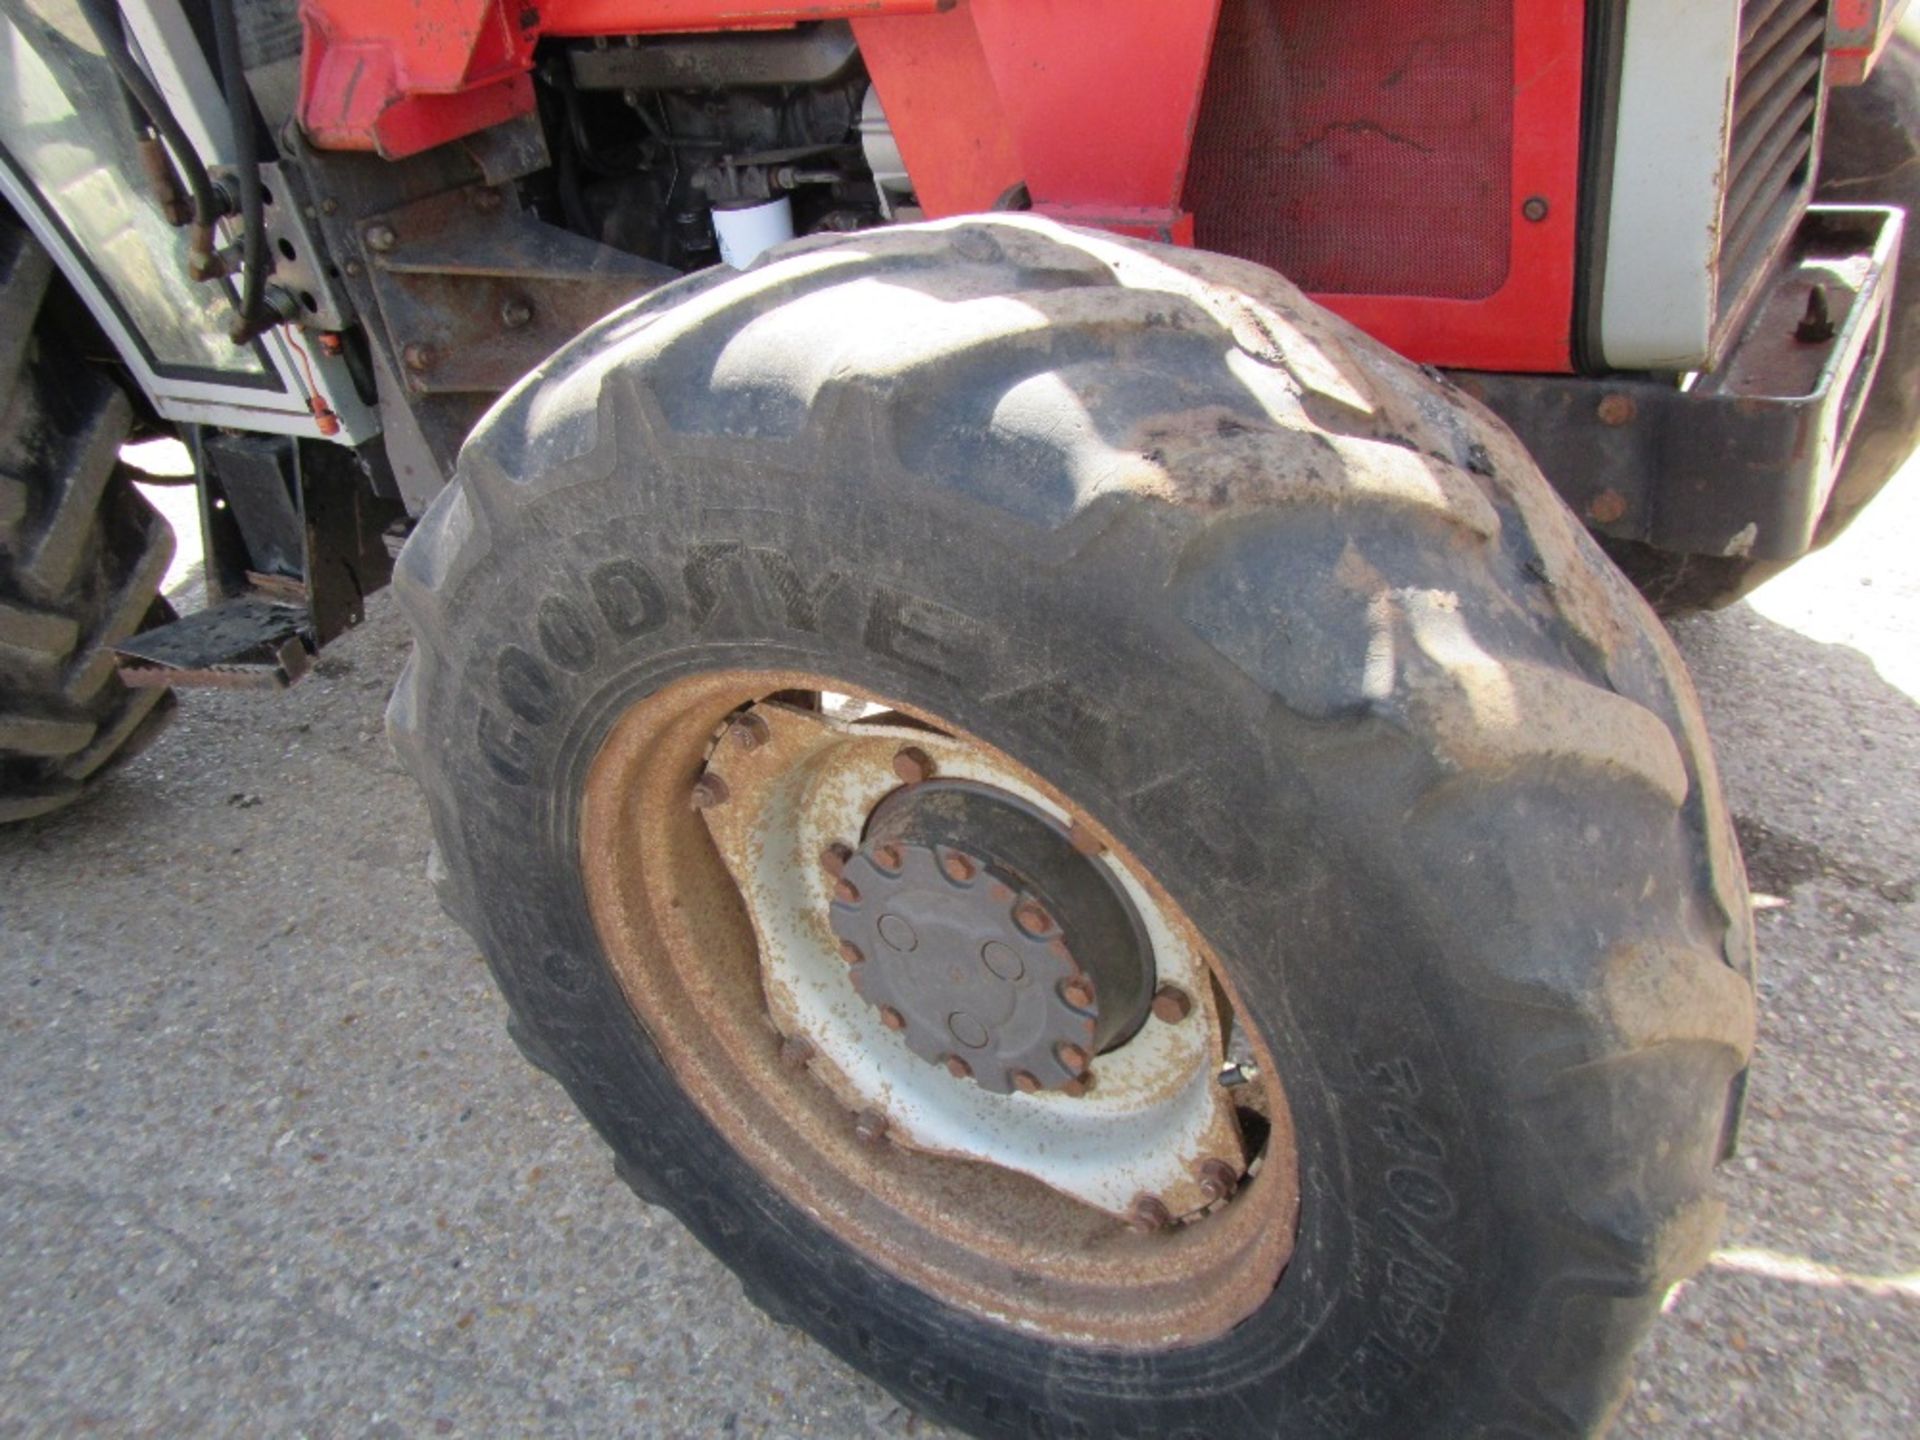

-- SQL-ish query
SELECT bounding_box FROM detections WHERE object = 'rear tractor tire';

[0,215,175,822]
[392,217,1754,1437]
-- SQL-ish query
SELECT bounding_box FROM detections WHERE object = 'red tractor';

[2,1,1914,1433]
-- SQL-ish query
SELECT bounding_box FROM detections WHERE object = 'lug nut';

[871,843,904,873]
[834,878,860,904]
[892,746,934,785]
[730,712,770,750]
[1151,984,1193,1024]
[821,842,853,877]
[1198,1158,1239,1204]
[364,222,396,252]
[1060,977,1096,1009]
[1012,1070,1041,1094]
[1013,900,1054,937]
[943,1055,972,1080]
[1127,1194,1172,1234]
[1068,820,1106,856]
[1055,1041,1090,1074]
[690,773,729,810]
[779,1035,816,1071]
[940,851,976,884]
[879,1006,906,1031]
[837,939,864,966]
[853,1110,890,1146]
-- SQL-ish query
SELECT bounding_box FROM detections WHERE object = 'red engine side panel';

[1184,0,1583,371]
[1189,2,1516,301]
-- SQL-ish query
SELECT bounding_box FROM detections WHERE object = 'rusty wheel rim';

[581,669,1299,1348]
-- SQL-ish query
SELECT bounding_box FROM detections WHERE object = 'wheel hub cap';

[830,781,1155,1094]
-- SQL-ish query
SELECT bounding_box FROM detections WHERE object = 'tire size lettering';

[1305,1052,1463,1433]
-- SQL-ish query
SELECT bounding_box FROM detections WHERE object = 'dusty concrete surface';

[2,464,1916,1437]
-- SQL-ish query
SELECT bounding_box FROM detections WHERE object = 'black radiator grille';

[1718,0,1828,346]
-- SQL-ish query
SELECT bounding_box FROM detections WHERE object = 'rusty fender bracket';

[1464,205,1903,564]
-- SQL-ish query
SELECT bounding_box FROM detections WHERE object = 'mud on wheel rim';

[580,668,1300,1348]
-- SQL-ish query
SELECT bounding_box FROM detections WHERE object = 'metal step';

[113,596,311,690]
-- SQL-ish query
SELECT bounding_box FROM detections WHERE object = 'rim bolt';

[1127,1194,1172,1234]
[1152,984,1193,1024]
[1059,977,1096,1009]
[871,843,904,872]
[893,746,934,785]
[1055,1041,1090,1074]
[1198,1158,1239,1203]
[821,842,853,877]
[1013,900,1054,937]
[837,939,864,966]
[853,1110,890,1146]
[940,851,976,884]
[731,712,771,750]
[943,1055,972,1080]
[690,773,729,810]
[779,1035,816,1071]
[834,878,861,904]
[1012,1070,1041,1094]
[879,1006,907,1031]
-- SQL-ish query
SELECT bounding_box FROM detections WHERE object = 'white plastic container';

[713,196,795,269]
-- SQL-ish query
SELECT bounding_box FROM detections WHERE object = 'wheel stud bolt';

[1198,1158,1239,1203]
[854,1110,890,1146]
[1013,900,1053,937]
[1012,1070,1041,1094]
[1152,984,1193,1023]
[779,1035,816,1071]
[821,842,852,877]
[892,746,934,784]
[879,1006,907,1031]
[834,878,860,904]
[1060,977,1096,1009]
[731,713,771,750]
[1127,1194,1172,1233]
[1055,1041,1089,1073]
[940,851,976,883]
[837,939,864,966]
[690,773,729,810]
[944,1055,972,1080]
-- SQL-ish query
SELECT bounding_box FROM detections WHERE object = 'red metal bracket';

[1827,0,1910,85]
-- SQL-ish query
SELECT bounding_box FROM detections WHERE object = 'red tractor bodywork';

[298,0,1586,371]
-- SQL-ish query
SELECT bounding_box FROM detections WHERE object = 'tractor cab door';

[0,0,368,438]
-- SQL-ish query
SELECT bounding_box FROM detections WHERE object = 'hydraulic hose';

[72,0,221,276]
[209,0,270,344]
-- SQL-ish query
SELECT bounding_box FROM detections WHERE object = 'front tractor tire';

[0,215,174,822]
[391,218,1755,1437]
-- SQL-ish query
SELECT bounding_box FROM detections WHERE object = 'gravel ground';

[2,465,1916,1438]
